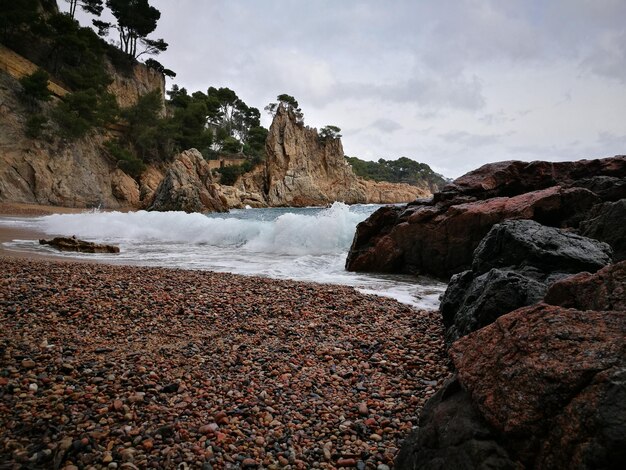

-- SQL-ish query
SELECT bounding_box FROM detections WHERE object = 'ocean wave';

[38,202,367,256]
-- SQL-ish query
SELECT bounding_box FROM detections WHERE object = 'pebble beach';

[0,256,449,469]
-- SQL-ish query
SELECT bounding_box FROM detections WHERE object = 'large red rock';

[544,260,626,311]
[347,156,626,279]
[347,186,600,278]
[449,304,626,467]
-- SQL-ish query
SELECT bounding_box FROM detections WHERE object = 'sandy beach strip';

[0,256,449,469]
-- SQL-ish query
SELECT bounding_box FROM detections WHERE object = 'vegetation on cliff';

[346,156,448,191]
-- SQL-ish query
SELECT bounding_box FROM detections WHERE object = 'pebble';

[0,257,450,469]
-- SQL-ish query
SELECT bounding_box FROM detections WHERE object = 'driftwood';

[39,236,120,254]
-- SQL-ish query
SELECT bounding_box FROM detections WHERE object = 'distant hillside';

[346,156,448,193]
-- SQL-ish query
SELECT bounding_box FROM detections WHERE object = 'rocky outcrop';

[544,261,626,311]
[236,105,428,208]
[148,149,227,213]
[138,166,165,208]
[580,199,626,262]
[347,156,626,279]
[106,61,165,111]
[398,301,626,469]
[440,220,612,344]
[0,58,163,209]
[39,236,120,253]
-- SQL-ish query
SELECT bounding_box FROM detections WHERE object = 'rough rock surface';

[395,377,522,469]
[148,149,228,213]
[347,156,626,278]
[243,105,428,207]
[106,60,165,111]
[0,68,149,209]
[138,166,165,208]
[440,219,612,344]
[39,236,120,253]
[398,302,626,469]
[544,260,626,311]
[580,199,626,262]
[450,304,626,468]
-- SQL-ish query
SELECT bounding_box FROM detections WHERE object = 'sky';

[69,0,626,178]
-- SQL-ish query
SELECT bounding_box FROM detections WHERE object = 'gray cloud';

[370,118,403,133]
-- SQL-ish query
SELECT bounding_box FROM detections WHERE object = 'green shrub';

[105,141,146,177]
[52,89,118,139]
[24,114,48,139]
[19,69,52,105]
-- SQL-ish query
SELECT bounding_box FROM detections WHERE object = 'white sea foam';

[0,203,447,309]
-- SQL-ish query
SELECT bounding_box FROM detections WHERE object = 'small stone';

[242,458,258,468]
[102,452,113,463]
[358,403,369,416]
[21,359,36,369]
[377,465,390,470]
[29,383,38,392]
[113,399,124,411]
[214,411,228,425]
[337,458,357,467]
[370,433,382,442]
[254,436,265,446]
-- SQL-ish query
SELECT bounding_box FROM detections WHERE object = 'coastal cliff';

[224,105,429,208]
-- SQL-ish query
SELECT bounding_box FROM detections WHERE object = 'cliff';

[0,50,163,209]
[225,105,428,208]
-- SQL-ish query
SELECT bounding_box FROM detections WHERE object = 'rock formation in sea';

[346,156,626,278]
[222,104,430,208]
[148,149,228,213]
[389,157,626,469]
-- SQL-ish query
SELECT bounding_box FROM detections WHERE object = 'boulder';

[347,185,601,278]
[440,220,612,344]
[398,303,626,469]
[472,219,613,275]
[347,156,625,278]
[580,199,626,262]
[110,169,140,208]
[39,236,120,253]
[449,304,626,468]
[395,377,522,470]
[148,149,228,213]
[138,166,164,208]
[544,260,626,311]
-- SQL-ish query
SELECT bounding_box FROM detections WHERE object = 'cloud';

[439,131,508,147]
[370,118,402,133]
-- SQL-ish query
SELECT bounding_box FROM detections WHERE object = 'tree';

[319,125,341,140]
[106,0,167,58]
[19,69,52,105]
[65,0,103,19]
[145,58,176,78]
[0,0,39,44]
[264,93,304,123]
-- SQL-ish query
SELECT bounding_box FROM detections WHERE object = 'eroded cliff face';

[106,61,165,111]
[0,53,165,209]
[0,73,139,209]
[256,105,427,207]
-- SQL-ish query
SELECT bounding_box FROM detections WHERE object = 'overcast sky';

[69,0,626,178]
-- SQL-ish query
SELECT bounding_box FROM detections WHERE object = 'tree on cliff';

[105,0,168,58]
[65,0,103,19]
[264,94,304,123]
[19,69,52,106]
[319,125,342,140]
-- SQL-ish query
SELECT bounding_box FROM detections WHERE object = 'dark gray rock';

[440,219,613,346]
[580,199,626,262]
[395,377,522,470]
[472,219,613,275]
[441,268,548,345]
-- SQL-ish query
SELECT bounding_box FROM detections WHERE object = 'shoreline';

[0,256,449,468]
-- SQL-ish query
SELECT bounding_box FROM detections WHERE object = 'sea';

[0,203,446,309]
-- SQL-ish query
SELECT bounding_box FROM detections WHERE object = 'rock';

[138,166,165,208]
[148,149,228,213]
[106,60,164,111]
[440,219,612,344]
[450,304,626,467]
[472,219,613,275]
[544,260,626,311]
[347,185,601,278]
[21,358,36,368]
[347,156,625,278]
[39,236,120,254]
[259,104,427,207]
[110,169,140,207]
[395,377,521,470]
[580,199,626,262]
[435,157,626,204]
[441,268,548,345]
